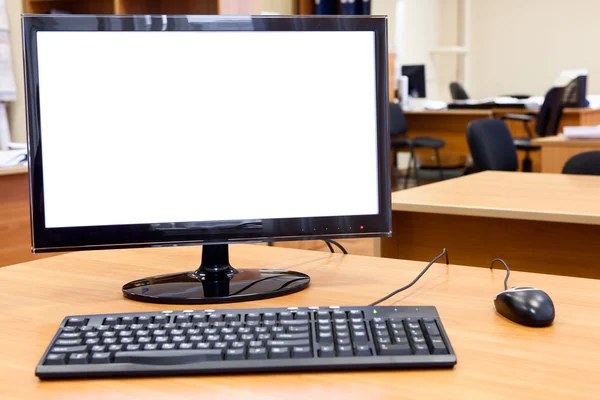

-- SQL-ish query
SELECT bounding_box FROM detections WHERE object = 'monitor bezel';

[22,14,391,252]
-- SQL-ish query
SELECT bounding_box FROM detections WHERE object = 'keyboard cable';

[369,248,449,306]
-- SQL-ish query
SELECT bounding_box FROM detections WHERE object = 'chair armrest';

[500,113,534,122]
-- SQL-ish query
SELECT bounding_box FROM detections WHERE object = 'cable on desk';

[489,258,510,290]
[323,239,348,254]
[368,248,449,306]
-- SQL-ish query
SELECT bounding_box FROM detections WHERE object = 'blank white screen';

[36,31,379,228]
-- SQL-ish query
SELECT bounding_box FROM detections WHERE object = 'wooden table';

[532,135,600,173]
[1,245,599,399]
[380,171,600,279]
[403,107,600,172]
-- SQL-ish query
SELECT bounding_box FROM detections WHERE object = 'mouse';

[494,287,555,327]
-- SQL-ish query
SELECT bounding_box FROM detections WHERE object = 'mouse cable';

[368,248,449,306]
[489,258,510,290]
[324,241,335,253]
[323,239,348,254]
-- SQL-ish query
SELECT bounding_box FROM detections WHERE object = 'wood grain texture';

[532,135,600,173]
[381,211,600,279]
[0,172,60,267]
[1,245,599,399]
[0,164,27,177]
[390,171,600,225]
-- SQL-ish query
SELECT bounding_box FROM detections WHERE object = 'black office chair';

[500,87,565,172]
[466,119,518,172]
[449,82,469,100]
[389,102,445,188]
[562,151,600,175]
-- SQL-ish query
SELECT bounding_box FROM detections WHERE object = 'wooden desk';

[1,245,599,399]
[380,171,600,279]
[403,107,600,172]
[532,135,600,173]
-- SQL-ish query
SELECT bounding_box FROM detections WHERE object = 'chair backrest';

[466,119,519,171]
[389,102,407,137]
[449,82,469,100]
[536,87,565,137]
[562,151,600,175]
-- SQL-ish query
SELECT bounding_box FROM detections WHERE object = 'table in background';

[531,135,600,173]
[1,245,599,399]
[380,171,600,279]
[403,107,600,172]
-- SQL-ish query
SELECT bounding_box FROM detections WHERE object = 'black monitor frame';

[23,14,391,253]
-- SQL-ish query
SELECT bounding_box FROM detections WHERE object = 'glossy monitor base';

[122,244,310,304]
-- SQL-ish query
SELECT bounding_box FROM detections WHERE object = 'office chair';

[389,102,445,188]
[500,87,565,172]
[466,119,519,172]
[562,151,600,175]
[449,82,469,100]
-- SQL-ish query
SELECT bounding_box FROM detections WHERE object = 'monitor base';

[122,244,310,304]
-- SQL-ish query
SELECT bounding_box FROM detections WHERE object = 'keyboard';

[36,306,456,379]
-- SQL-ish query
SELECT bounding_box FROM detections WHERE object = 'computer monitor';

[556,69,588,108]
[22,15,391,304]
[401,64,426,98]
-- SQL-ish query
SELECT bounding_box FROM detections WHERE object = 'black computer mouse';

[494,287,555,327]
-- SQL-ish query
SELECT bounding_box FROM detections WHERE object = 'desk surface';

[403,107,599,116]
[532,135,600,147]
[391,171,600,225]
[1,245,599,399]
[0,164,27,176]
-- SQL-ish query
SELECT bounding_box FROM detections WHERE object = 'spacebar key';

[114,350,223,364]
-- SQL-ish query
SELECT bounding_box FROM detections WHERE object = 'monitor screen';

[401,64,426,98]
[23,15,391,252]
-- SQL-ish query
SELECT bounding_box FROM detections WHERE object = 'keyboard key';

[178,343,194,350]
[275,333,309,340]
[224,314,239,322]
[414,344,429,355]
[155,336,169,344]
[160,343,177,350]
[114,350,224,364]
[406,322,420,330]
[352,331,368,343]
[271,326,284,333]
[349,310,363,319]
[248,348,267,359]
[66,318,88,327]
[113,324,128,331]
[175,315,190,323]
[231,341,245,349]
[102,338,117,345]
[214,342,228,350]
[318,332,333,343]
[319,345,335,357]
[263,312,277,322]
[295,312,309,321]
[279,312,293,321]
[292,346,312,358]
[91,352,111,364]
[336,338,351,346]
[153,315,168,324]
[68,353,89,364]
[225,349,245,360]
[51,345,88,353]
[79,326,95,332]
[143,343,158,351]
[120,337,135,345]
[119,331,133,337]
[55,339,82,346]
[288,325,310,333]
[91,345,106,352]
[269,347,289,359]
[208,314,222,323]
[85,338,100,346]
[96,325,111,332]
[377,344,412,356]
[354,344,371,357]
[337,345,353,357]
[137,316,151,325]
[195,342,211,350]
[249,341,264,348]
[191,314,207,323]
[59,332,82,339]
[429,338,448,354]
[424,323,440,337]
[45,353,66,365]
[126,344,141,351]
[137,337,152,344]
[84,332,99,338]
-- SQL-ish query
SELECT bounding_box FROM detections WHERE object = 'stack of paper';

[563,125,600,139]
[0,149,26,167]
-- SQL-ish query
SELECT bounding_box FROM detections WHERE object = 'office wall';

[7,0,25,143]
[469,0,600,99]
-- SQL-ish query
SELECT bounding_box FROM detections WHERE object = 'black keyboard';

[36,306,456,379]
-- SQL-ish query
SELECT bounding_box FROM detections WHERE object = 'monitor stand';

[121,244,310,304]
